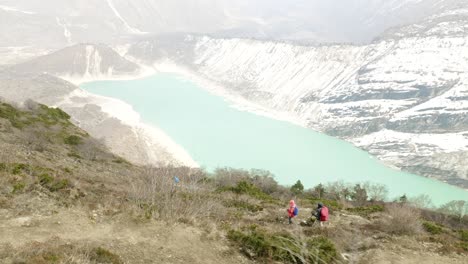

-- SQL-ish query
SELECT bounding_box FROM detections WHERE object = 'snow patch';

[56,17,72,45]
[106,0,147,34]
[0,5,35,15]
[60,65,154,86]
[353,129,468,153]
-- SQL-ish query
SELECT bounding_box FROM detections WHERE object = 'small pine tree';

[351,184,368,206]
[313,183,325,199]
[291,180,304,195]
[399,194,408,204]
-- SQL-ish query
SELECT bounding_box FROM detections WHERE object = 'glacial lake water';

[82,73,468,206]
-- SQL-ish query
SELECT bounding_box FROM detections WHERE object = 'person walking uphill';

[287,200,299,224]
[314,203,329,227]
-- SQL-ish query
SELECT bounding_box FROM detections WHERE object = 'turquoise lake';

[81,73,468,206]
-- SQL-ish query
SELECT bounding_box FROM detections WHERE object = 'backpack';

[293,207,299,216]
[320,206,329,221]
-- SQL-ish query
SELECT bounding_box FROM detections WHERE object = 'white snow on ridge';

[56,17,72,45]
[353,129,468,153]
[0,5,35,15]
[435,8,468,17]
[60,65,154,86]
[393,78,468,120]
[192,37,373,122]
[106,0,147,34]
[84,45,103,78]
[186,15,468,130]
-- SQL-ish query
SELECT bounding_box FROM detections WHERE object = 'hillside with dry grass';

[0,101,467,264]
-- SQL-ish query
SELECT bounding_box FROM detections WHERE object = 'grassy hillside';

[0,101,466,264]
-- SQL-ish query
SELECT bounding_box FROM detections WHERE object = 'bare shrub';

[23,99,40,111]
[129,166,223,222]
[408,194,434,209]
[212,167,286,197]
[324,181,352,203]
[440,200,468,224]
[420,208,468,230]
[249,169,279,194]
[378,204,422,235]
[362,182,388,202]
[76,137,104,161]
[212,167,250,188]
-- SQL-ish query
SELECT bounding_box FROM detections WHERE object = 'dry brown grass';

[128,167,224,222]
[378,204,422,235]
[0,238,122,264]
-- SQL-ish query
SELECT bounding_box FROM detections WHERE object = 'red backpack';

[320,206,329,221]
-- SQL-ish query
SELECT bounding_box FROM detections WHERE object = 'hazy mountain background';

[1,0,468,188]
[0,0,465,49]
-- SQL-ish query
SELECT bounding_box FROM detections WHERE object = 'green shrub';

[64,135,82,145]
[224,199,263,212]
[0,103,27,128]
[306,236,339,264]
[460,230,468,242]
[90,247,123,264]
[68,152,82,159]
[309,198,343,210]
[290,180,304,195]
[458,242,468,251]
[39,105,70,121]
[227,226,339,263]
[347,205,384,217]
[39,173,53,185]
[49,179,69,192]
[422,221,444,235]
[227,227,301,263]
[12,182,26,193]
[38,173,69,192]
[43,253,60,262]
[112,157,130,164]
[12,163,27,175]
[219,181,274,201]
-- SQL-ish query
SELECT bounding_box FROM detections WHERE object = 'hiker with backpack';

[314,203,329,227]
[287,200,298,224]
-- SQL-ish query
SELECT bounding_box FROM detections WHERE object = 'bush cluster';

[228,225,339,263]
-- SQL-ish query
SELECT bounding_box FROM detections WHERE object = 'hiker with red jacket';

[314,203,329,227]
[287,200,298,224]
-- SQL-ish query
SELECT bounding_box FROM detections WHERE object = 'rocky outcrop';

[10,44,141,83]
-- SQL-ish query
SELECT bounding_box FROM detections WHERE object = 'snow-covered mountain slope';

[10,44,145,84]
[127,6,468,188]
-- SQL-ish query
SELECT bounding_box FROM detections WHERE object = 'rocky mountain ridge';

[124,4,468,188]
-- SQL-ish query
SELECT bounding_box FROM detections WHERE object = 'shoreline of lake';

[81,73,468,206]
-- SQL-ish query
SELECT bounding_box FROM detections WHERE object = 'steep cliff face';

[11,44,142,83]
[126,6,468,187]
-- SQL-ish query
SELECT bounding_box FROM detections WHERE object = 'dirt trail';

[0,209,249,264]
